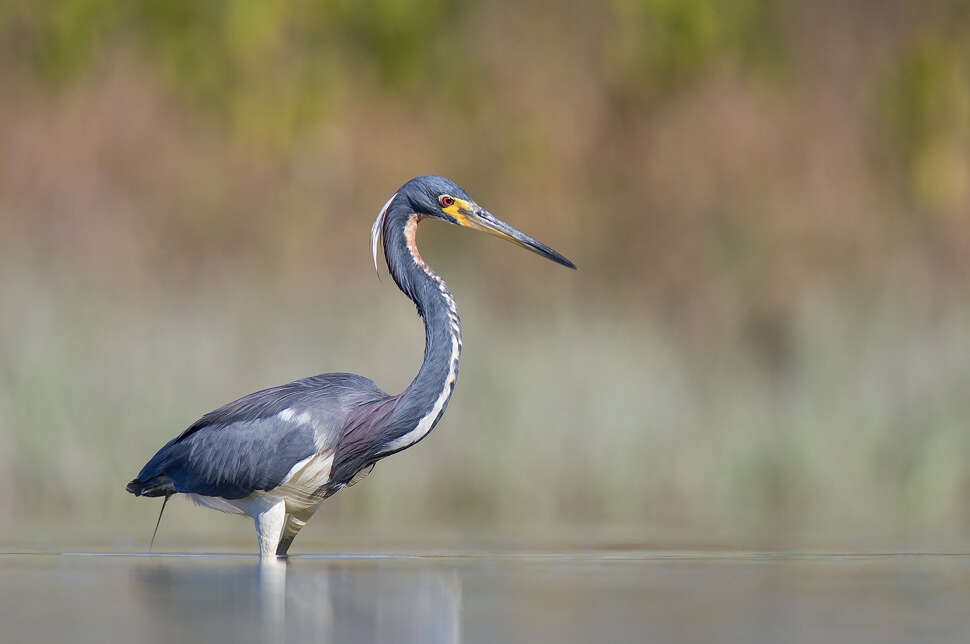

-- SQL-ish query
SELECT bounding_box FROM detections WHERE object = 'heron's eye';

[439,195,455,208]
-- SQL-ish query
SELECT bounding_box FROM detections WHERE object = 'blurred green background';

[1,0,968,550]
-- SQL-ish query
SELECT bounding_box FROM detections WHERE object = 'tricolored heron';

[126,175,575,557]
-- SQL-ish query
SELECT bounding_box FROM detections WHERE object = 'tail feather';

[126,476,175,497]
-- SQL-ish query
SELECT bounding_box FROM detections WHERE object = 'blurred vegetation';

[881,24,970,216]
[3,0,466,146]
[1,1,969,548]
[609,0,784,102]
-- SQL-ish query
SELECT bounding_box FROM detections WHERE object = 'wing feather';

[131,373,388,499]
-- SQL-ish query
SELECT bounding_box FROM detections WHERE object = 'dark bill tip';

[473,209,577,270]
[526,239,577,269]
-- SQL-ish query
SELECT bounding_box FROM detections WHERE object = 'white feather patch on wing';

[372,192,398,275]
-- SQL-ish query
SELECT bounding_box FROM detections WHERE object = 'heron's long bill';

[460,208,576,269]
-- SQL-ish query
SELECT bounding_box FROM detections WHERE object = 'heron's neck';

[381,214,462,453]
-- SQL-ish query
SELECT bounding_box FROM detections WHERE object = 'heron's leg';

[275,516,301,557]
[254,499,286,558]
[276,506,319,556]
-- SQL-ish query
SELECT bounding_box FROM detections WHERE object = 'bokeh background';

[1,0,968,550]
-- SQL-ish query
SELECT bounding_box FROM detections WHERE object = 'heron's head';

[373,175,576,271]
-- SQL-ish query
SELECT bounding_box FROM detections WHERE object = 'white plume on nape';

[371,192,397,276]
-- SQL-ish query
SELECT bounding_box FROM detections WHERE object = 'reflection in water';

[4,551,965,644]
[133,557,461,644]
[259,559,286,642]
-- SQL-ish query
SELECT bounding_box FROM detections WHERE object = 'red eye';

[440,195,455,207]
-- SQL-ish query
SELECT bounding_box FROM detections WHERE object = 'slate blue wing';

[127,373,388,499]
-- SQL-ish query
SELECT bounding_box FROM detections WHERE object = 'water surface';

[1,550,966,643]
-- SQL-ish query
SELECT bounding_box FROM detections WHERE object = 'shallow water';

[1,550,967,643]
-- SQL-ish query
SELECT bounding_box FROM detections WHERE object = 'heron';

[126,175,575,557]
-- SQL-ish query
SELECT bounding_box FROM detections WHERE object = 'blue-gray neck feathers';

[378,201,462,454]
